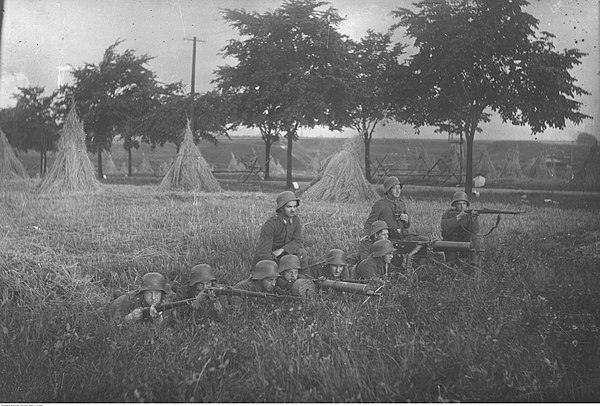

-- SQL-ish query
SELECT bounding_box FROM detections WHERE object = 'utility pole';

[183,36,205,134]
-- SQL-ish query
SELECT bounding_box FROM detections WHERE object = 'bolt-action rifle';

[392,239,475,254]
[141,287,301,316]
[465,208,526,215]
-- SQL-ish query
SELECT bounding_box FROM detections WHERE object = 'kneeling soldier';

[234,260,279,293]
[109,272,169,323]
[173,264,225,321]
[441,191,481,266]
[276,254,300,294]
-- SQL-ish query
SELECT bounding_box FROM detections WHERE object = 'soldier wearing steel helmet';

[355,240,397,284]
[310,249,352,281]
[358,220,390,262]
[441,191,481,265]
[108,272,170,323]
[251,191,308,271]
[275,254,300,293]
[172,264,227,321]
[234,260,280,293]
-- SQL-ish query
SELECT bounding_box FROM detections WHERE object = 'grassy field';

[1,179,599,402]
[14,136,595,190]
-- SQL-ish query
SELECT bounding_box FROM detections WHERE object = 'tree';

[346,30,407,182]
[0,86,59,175]
[215,0,351,187]
[393,0,590,194]
[62,40,173,179]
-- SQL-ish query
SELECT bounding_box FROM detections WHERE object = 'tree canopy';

[393,0,590,193]
[215,0,352,186]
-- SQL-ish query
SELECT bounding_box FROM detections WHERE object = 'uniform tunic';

[252,214,307,269]
[355,255,390,281]
[364,197,410,238]
[440,208,481,263]
[171,283,227,322]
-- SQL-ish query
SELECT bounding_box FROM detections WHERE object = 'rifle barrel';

[210,287,301,301]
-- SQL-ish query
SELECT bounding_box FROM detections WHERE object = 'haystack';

[499,146,524,178]
[37,103,102,194]
[270,156,286,176]
[572,144,600,190]
[138,152,154,175]
[302,135,378,203]
[528,151,553,179]
[159,120,222,192]
[0,127,29,180]
[474,148,497,179]
[103,151,118,175]
[227,152,245,171]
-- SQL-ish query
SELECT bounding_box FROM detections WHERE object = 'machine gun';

[312,279,382,297]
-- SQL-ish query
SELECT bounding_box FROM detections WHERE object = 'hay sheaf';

[302,135,378,203]
[499,146,524,179]
[0,127,29,180]
[474,148,497,179]
[36,104,102,194]
[528,151,553,179]
[159,120,222,192]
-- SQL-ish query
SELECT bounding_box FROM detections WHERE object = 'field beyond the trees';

[1,180,599,402]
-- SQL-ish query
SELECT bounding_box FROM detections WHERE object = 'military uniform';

[364,197,410,240]
[108,291,168,323]
[440,191,482,265]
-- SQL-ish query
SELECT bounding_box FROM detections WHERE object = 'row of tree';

[0,0,589,194]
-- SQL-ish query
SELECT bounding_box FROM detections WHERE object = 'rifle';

[392,239,474,254]
[141,297,196,318]
[208,286,302,302]
[465,208,526,215]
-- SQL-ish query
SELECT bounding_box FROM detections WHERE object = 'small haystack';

[103,151,118,175]
[159,120,222,192]
[572,143,600,190]
[528,151,553,179]
[302,135,378,203]
[0,127,29,180]
[474,148,497,179]
[270,156,286,176]
[138,152,154,175]
[499,146,524,178]
[37,103,102,194]
[227,152,245,172]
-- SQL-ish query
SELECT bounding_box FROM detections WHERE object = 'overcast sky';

[2,0,598,141]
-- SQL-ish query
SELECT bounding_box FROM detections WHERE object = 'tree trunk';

[264,138,272,180]
[286,131,294,189]
[363,129,372,182]
[97,148,104,179]
[127,147,132,176]
[465,129,475,195]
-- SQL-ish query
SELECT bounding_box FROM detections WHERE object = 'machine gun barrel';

[465,208,526,215]
[314,279,382,296]
[392,239,473,253]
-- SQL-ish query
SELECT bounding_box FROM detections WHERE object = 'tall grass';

[1,181,599,402]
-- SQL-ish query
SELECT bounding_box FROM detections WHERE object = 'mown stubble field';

[1,180,599,402]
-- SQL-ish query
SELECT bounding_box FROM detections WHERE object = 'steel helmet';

[278,255,301,273]
[372,240,396,258]
[369,220,389,237]
[139,272,168,293]
[276,191,300,211]
[325,249,347,266]
[383,176,402,193]
[252,260,280,280]
[451,191,470,207]
[189,264,216,286]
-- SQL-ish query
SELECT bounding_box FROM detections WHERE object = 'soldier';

[310,249,351,280]
[108,272,169,323]
[234,260,280,293]
[276,254,300,293]
[172,264,226,321]
[252,191,308,271]
[363,176,428,260]
[355,240,397,284]
[441,191,481,265]
[358,220,389,262]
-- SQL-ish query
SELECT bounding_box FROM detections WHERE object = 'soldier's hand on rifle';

[149,304,160,318]
[470,210,479,217]
[399,213,409,223]
[456,211,468,221]
[272,248,285,258]
[125,308,144,321]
